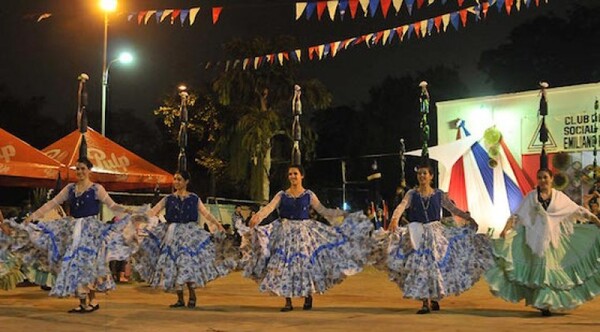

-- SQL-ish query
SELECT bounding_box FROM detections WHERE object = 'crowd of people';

[1,161,600,318]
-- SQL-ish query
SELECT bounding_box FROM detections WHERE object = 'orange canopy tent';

[0,128,62,188]
[43,128,173,191]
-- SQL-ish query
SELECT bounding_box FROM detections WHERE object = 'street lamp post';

[101,52,133,137]
[100,0,117,136]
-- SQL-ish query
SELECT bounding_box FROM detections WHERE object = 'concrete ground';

[1,267,598,332]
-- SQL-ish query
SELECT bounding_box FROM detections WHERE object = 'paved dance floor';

[1,267,598,331]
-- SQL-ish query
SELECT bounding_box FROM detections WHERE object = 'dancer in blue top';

[387,164,493,314]
[19,158,135,313]
[243,164,372,312]
[135,170,234,309]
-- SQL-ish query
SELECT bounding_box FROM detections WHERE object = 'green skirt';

[0,252,26,291]
[485,224,600,311]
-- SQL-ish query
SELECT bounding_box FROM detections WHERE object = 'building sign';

[524,111,599,153]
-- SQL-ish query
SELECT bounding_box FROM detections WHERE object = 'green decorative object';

[483,127,502,146]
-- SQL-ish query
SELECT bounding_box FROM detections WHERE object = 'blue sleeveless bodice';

[69,184,100,218]
[407,190,442,223]
[165,193,199,223]
[278,191,311,220]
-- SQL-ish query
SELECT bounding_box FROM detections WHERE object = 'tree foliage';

[479,4,600,92]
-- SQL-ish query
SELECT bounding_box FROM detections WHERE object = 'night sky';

[0,0,591,133]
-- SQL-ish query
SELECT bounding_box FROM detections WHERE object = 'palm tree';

[213,37,332,201]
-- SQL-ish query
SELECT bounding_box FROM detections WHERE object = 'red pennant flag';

[459,9,468,27]
[482,2,489,18]
[171,10,181,24]
[349,0,359,19]
[330,42,338,56]
[212,7,223,24]
[535,0,540,6]
[506,0,514,14]
[283,52,290,61]
[137,11,146,25]
[308,47,315,60]
[434,16,442,33]
[395,26,404,41]
[458,0,465,6]
[381,0,392,18]
[374,31,384,44]
[413,22,421,38]
[269,54,276,64]
[317,1,327,20]
[417,0,425,9]
[351,35,363,46]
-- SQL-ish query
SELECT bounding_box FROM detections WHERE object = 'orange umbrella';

[0,128,62,188]
[43,128,173,191]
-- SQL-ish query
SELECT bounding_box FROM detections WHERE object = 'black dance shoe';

[169,300,186,308]
[303,296,313,310]
[416,305,431,314]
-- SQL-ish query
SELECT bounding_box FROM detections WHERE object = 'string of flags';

[296,0,547,21]
[26,7,224,26]
[127,7,224,26]
[296,0,438,20]
[205,0,547,71]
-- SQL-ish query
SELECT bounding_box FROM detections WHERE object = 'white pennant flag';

[161,10,173,22]
[225,61,230,72]
[392,0,404,13]
[243,58,250,70]
[420,19,428,37]
[144,10,156,24]
[382,29,391,45]
[359,0,370,17]
[295,49,302,62]
[401,25,409,39]
[296,2,307,20]
[317,44,325,59]
[327,1,338,21]
[278,53,284,65]
[254,57,260,69]
[233,59,241,69]
[189,7,200,25]
[442,14,450,32]
[515,0,522,11]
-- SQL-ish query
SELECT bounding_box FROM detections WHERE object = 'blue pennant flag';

[407,24,414,39]
[405,0,415,15]
[427,18,434,35]
[339,0,349,20]
[369,0,380,17]
[306,2,317,20]
[450,12,460,31]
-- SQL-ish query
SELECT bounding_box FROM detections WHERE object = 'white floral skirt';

[384,221,493,300]
[134,222,235,292]
[16,216,136,297]
[239,212,372,297]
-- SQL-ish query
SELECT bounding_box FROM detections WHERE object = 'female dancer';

[244,164,372,311]
[135,170,233,309]
[387,164,492,314]
[486,168,600,316]
[21,158,135,313]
